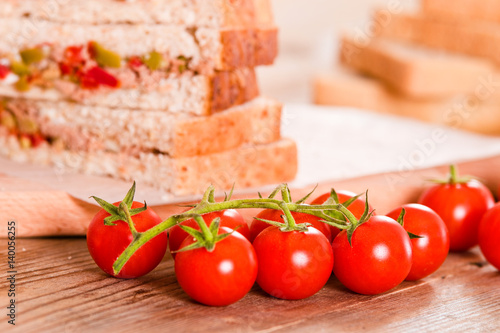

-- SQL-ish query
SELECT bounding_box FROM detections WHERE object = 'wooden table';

[1,238,500,332]
[2,157,500,331]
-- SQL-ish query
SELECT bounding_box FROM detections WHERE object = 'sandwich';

[0,0,297,196]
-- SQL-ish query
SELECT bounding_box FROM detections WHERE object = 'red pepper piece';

[64,45,84,64]
[0,64,10,79]
[128,56,143,69]
[30,133,45,148]
[80,66,120,89]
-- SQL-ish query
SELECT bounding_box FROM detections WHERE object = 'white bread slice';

[3,96,282,158]
[0,68,259,115]
[2,18,278,71]
[373,11,500,65]
[340,37,495,98]
[313,70,500,136]
[422,0,500,24]
[0,0,274,28]
[0,136,297,196]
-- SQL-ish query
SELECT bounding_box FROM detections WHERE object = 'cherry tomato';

[386,204,450,281]
[169,209,250,257]
[332,215,412,295]
[175,227,258,306]
[479,203,500,271]
[87,201,168,279]
[311,190,374,239]
[253,226,334,300]
[249,209,332,243]
[418,179,494,252]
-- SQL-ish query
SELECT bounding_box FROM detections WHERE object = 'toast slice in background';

[422,0,500,24]
[0,135,297,196]
[373,10,500,65]
[313,70,500,136]
[0,96,281,158]
[0,68,259,115]
[340,37,495,98]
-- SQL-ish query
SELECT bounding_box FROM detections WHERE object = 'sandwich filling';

[0,41,206,103]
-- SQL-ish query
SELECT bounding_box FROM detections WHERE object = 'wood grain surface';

[0,237,499,332]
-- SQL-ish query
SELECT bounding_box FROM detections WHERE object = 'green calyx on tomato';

[337,190,375,246]
[174,215,233,253]
[395,208,423,240]
[431,164,473,185]
[90,181,147,230]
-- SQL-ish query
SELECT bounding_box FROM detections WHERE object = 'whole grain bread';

[3,96,282,158]
[1,18,278,71]
[373,10,500,65]
[0,135,297,196]
[0,0,274,28]
[314,70,500,136]
[340,36,495,98]
[0,68,259,115]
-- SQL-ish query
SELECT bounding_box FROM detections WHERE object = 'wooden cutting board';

[2,155,500,237]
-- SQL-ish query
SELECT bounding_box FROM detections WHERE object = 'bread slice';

[0,0,274,28]
[313,70,500,135]
[373,11,500,65]
[2,18,278,72]
[1,96,282,158]
[340,37,495,98]
[0,68,259,115]
[0,135,297,196]
[422,0,500,24]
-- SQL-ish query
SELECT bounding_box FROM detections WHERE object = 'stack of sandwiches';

[0,0,297,196]
[314,0,500,135]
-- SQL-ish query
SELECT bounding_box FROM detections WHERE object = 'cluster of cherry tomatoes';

[86,166,500,307]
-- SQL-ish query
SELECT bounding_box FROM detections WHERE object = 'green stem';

[112,198,345,275]
[449,164,458,185]
[118,201,138,237]
[193,215,213,242]
[279,201,297,230]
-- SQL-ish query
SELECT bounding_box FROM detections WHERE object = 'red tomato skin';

[418,180,494,252]
[479,203,500,271]
[87,201,168,279]
[311,190,374,239]
[249,209,332,243]
[253,226,334,300]
[175,227,258,306]
[169,209,250,257]
[332,216,412,295]
[386,204,450,281]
